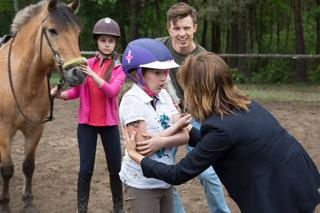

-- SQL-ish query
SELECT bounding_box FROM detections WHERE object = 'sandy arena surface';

[5,100,320,212]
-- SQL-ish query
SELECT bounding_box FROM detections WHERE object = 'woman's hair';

[177,52,250,121]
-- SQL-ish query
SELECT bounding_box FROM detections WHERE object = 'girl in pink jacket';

[51,17,125,213]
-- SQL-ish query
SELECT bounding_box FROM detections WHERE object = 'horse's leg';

[0,129,15,212]
[21,124,44,211]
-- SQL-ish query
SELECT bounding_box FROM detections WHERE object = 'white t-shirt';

[119,84,178,189]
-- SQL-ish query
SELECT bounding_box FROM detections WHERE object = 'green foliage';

[0,0,14,35]
[231,68,246,83]
[250,60,292,83]
[308,65,320,82]
[1,0,319,84]
[0,0,12,11]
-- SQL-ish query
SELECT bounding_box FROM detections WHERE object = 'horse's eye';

[48,28,58,36]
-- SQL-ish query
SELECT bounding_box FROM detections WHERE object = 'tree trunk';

[200,0,207,48]
[276,10,281,51]
[257,1,264,53]
[247,2,256,53]
[225,28,230,53]
[211,21,221,53]
[316,0,320,54]
[229,5,240,67]
[268,2,274,51]
[130,0,139,40]
[238,3,248,78]
[154,0,161,36]
[292,0,307,81]
[201,18,208,48]
[284,9,292,50]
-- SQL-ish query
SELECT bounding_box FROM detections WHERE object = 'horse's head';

[40,0,85,86]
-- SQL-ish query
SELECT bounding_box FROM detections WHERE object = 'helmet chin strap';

[127,68,157,97]
[143,86,156,97]
[98,50,113,59]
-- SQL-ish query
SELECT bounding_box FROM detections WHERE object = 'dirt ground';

[7,100,320,212]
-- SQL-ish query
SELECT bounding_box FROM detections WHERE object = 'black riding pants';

[77,124,122,179]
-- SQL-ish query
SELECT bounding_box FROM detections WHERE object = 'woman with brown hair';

[125,52,320,212]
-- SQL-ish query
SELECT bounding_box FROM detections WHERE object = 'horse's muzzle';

[63,66,86,87]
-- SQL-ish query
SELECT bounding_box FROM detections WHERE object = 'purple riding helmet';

[122,38,179,96]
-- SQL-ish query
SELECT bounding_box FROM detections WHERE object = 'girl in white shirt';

[119,38,191,213]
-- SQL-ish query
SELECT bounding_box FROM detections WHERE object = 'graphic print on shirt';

[156,113,171,158]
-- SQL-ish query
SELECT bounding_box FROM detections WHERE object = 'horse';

[0,0,85,211]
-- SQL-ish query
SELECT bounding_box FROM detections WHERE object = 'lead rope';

[42,73,65,123]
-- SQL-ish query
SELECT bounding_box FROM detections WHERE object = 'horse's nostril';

[63,66,86,86]
[74,67,86,77]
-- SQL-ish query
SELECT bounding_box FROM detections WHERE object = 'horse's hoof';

[21,205,37,213]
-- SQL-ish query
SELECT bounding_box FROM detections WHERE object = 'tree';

[129,0,139,40]
[292,0,307,81]
[315,0,320,54]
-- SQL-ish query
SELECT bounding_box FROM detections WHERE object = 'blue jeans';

[173,119,230,213]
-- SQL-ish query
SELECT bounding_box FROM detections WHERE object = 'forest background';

[1,0,320,84]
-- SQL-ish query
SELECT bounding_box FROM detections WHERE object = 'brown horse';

[0,0,85,211]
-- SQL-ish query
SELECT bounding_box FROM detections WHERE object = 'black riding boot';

[109,174,124,213]
[77,176,91,213]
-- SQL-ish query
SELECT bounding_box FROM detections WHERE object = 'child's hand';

[174,113,192,129]
[136,133,163,156]
[80,64,95,78]
[173,102,181,114]
[50,86,61,97]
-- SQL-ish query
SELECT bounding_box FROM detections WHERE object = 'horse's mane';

[10,0,81,33]
[10,1,44,32]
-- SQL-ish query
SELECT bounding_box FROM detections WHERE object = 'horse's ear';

[48,0,58,10]
[68,0,80,13]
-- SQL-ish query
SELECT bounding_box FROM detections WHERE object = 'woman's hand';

[122,126,144,164]
[136,133,163,156]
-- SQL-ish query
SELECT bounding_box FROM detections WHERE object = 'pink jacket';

[65,57,126,126]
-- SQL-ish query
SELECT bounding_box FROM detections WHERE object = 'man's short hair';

[167,2,197,27]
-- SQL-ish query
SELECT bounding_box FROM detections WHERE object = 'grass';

[238,84,320,102]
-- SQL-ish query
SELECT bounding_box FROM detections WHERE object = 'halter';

[6,17,79,124]
[41,27,65,78]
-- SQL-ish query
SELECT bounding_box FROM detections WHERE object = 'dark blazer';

[141,100,320,213]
